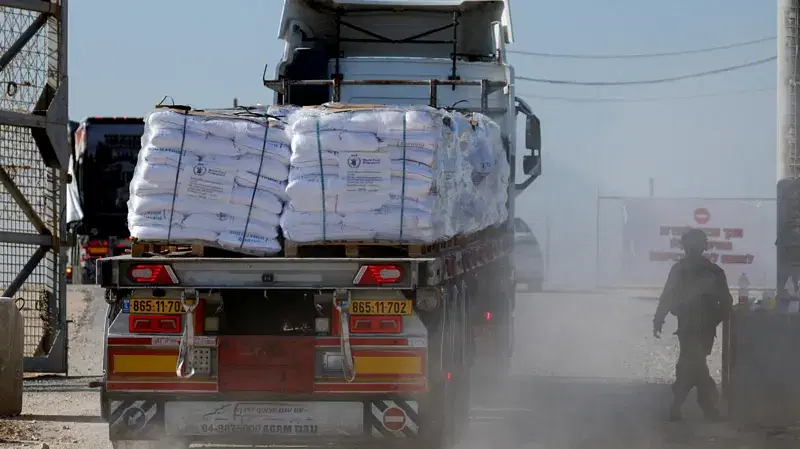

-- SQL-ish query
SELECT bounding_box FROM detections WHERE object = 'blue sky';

[69,0,776,285]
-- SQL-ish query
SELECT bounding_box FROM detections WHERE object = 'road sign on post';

[0,0,69,373]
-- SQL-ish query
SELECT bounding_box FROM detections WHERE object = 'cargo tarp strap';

[315,119,327,241]
[166,111,190,243]
[241,117,270,249]
[334,290,356,382]
[399,113,407,240]
[176,290,199,378]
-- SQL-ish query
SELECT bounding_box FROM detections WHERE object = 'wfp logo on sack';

[192,163,208,176]
[347,154,362,169]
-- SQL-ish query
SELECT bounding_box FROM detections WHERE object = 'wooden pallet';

[130,241,266,258]
[284,229,490,258]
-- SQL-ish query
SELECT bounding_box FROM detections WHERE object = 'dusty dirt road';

[0,286,108,449]
[0,288,794,448]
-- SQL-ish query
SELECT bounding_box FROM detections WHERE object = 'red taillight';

[485,312,492,321]
[128,264,178,285]
[129,315,181,333]
[353,265,403,285]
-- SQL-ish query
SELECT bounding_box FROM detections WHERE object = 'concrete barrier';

[727,309,800,429]
[0,296,23,416]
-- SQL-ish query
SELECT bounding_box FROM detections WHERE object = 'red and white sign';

[382,407,407,431]
[599,198,776,288]
[694,207,710,224]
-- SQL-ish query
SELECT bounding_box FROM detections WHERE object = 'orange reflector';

[353,356,422,375]
[112,354,178,374]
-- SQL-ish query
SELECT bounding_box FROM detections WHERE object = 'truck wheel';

[100,385,109,422]
[418,380,455,449]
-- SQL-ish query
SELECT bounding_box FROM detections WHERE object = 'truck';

[66,117,145,284]
[95,1,541,448]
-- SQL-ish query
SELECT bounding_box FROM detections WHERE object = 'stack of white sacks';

[280,105,509,243]
[127,107,294,254]
[127,104,510,252]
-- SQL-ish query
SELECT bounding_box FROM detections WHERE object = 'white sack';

[129,108,288,255]
[129,225,218,242]
[281,106,509,244]
[128,194,280,228]
[217,231,282,253]
[290,106,441,134]
[147,108,291,143]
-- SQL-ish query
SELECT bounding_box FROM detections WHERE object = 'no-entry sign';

[694,207,710,224]
[382,407,407,431]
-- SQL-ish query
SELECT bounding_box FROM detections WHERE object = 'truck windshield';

[77,121,143,237]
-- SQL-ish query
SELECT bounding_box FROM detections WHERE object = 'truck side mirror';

[525,114,541,152]
[523,114,541,175]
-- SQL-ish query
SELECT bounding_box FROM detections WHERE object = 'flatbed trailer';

[97,1,540,448]
[97,232,514,449]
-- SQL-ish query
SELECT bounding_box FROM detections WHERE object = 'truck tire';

[418,380,455,449]
[100,385,109,422]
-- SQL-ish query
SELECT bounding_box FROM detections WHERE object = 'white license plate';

[164,401,363,436]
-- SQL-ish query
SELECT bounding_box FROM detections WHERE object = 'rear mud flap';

[367,399,420,438]
[109,400,162,440]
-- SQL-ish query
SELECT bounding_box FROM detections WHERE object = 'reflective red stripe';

[106,382,217,392]
[315,337,409,347]
[314,382,426,393]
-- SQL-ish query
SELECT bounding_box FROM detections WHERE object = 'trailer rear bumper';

[108,394,422,444]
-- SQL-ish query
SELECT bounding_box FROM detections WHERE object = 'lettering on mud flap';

[164,401,363,436]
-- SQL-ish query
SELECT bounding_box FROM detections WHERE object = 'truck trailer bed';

[96,232,512,290]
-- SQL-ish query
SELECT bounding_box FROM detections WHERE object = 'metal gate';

[0,0,68,373]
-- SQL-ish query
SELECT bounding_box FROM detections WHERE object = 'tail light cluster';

[352,265,403,285]
[128,264,179,285]
[85,240,109,257]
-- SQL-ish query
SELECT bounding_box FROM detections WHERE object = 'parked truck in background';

[66,117,144,284]
[95,1,540,448]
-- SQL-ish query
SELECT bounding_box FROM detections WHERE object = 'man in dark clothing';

[653,229,733,421]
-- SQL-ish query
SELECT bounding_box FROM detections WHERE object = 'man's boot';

[668,402,682,421]
[703,407,721,422]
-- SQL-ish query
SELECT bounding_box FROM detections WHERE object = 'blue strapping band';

[399,113,407,240]
[241,117,270,249]
[315,119,327,241]
[166,111,189,243]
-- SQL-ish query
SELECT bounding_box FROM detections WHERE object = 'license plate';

[350,299,412,316]
[129,298,193,315]
[164,401,363,436]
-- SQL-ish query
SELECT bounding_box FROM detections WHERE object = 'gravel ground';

[0,285,108,449]
[464,292,797,449]
[0,288,791,449]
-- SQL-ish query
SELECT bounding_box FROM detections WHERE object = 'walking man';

[653,229,733,421]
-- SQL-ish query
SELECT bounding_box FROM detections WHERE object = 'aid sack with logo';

[126,106,294,254]
[280,104,509,243]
